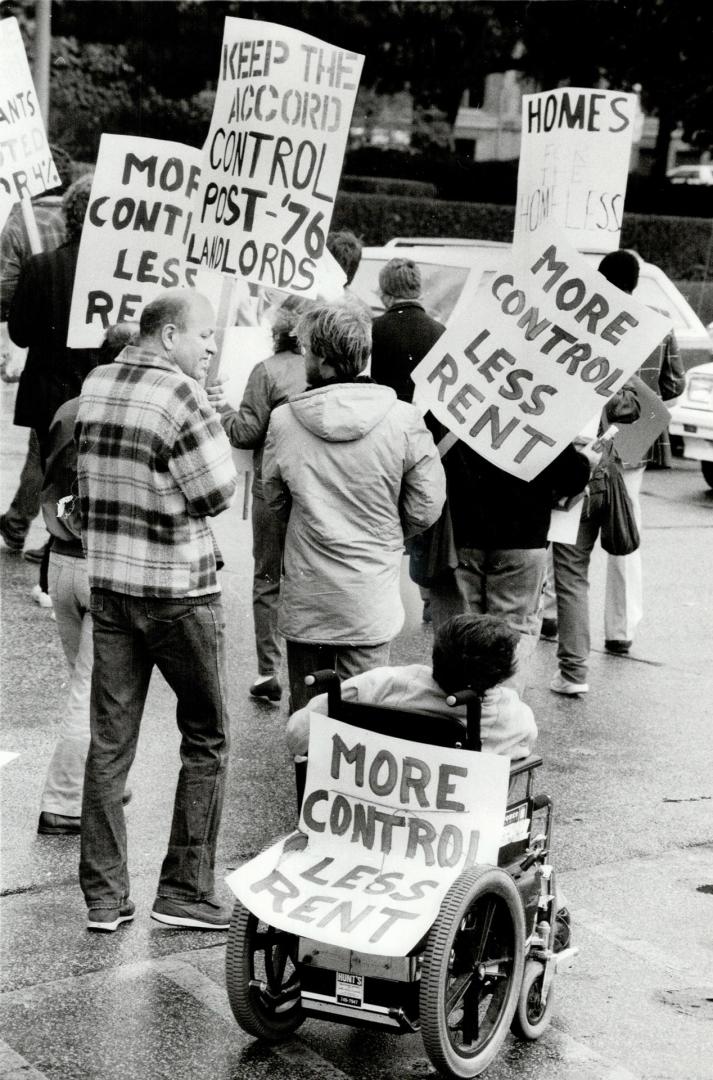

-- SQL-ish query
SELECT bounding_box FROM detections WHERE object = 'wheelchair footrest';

[554,945,579,974]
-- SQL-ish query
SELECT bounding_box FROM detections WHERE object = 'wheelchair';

[225,670,578,1078]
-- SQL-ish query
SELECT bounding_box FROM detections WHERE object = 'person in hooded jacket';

[261,302,446,712]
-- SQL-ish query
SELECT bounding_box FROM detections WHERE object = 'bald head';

[140,289,217,384]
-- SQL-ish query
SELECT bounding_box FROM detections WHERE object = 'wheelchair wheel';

[225,900,303,1041]
[510,959,555,1040]
[420,865,525,1079]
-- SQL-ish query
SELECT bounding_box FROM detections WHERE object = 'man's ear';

[161,322,177,352]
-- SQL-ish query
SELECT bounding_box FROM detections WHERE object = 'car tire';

[702,461,713,489]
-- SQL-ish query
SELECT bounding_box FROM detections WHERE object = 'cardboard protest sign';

[227,715,509,956]
[411,227,672,481]
[68,135,232,348]
[0,17,59,230]
[514,88,637,253]
[186,17,363,294]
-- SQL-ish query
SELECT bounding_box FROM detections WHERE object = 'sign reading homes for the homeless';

[67,135,214,348]
[186,18,363,293]
[411,227,671,482]
[226,715,509,956]
[0,17,60,229]
[514,88,637,252]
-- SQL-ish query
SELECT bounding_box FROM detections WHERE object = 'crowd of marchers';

[0,155,682,933]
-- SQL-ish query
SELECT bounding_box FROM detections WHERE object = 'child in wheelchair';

[287,613,538,764]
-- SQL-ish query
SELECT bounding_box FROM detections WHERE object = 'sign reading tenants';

[514,87,637,252]
[68,135,226,348]
[186,17,363,294]
[226,715,509,956]
[411,227,671,481]
[0,17,60,229]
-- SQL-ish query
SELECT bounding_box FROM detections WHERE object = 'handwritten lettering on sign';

[514,88,637,253]
[68,136,211,348]
[187,18,363,294]
[226,716,509,955]
[411,228,671,481]
[0,17,59,226]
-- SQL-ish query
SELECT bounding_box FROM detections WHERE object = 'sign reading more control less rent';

[226,716,509,956]
[186,18,363,295]
[411,228,672,481]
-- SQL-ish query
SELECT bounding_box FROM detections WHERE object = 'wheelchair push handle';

[445,688,481,707]
[304,669,339,690]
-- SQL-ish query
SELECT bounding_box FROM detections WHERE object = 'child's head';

[431,614,520,696]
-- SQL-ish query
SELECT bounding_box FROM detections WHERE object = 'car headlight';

[687,375,713,407]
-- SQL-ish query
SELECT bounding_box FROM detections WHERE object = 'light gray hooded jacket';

[262,381,446,645]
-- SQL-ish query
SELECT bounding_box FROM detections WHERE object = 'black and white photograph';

[1,2,711,1078]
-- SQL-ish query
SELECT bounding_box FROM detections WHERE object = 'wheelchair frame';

[226,671,578,1078]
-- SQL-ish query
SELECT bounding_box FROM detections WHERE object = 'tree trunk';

[652,109,675,180]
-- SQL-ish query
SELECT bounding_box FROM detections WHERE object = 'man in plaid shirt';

[76,289,238,933]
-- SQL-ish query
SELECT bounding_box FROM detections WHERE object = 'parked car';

[669,360,713,488]
[351,241,713,372]
[666,164,713,187]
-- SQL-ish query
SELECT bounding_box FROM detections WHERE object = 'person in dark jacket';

[428,428,591,692]
[370,257,445,403]
[7,173,96,606]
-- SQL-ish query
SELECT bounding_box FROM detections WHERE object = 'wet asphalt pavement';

[1,380,712,1080]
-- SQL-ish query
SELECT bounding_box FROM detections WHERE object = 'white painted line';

[155,954,356,1080]
[0,1036,48,1079]
[0,752,19,768]
[574,906,707,981]
[546,1029,641,1080]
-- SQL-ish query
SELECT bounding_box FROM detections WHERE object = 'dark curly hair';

[431,614,520,697]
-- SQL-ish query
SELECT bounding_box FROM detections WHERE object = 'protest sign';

[514,88,637,252]
[411,227,672,481]
[0,17,59,230]
[186,17,363,294]
[227,715,509,956]
[68,135,231,348]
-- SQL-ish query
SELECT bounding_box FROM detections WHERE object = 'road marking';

[574,906,706,981]
[0,1037,48,1079]
[546,1030,641,1080]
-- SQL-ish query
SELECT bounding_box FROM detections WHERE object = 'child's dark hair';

[431,614,519,696]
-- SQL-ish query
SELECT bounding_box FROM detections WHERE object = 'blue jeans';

[80,590,229,913]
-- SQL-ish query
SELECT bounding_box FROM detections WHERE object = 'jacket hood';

[288,382,398,442]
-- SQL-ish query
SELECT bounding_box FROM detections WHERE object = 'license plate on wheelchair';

[336,972,364,1007]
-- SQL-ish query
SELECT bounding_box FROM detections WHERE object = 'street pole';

[33,0,51,124]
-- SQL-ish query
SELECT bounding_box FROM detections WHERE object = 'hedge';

[341,175,438,199]
[332,192,713,282]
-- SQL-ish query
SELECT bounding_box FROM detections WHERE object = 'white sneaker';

[30,584,53,608]
[550,671,588,696]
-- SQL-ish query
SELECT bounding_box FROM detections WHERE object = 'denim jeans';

[42,552,93,816]
[286,639,391,713]
[1,429,43,544]
[429,547,547,694]
[80,590,229,913]
[252,494,286,676]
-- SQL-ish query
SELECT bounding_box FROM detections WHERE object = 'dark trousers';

[80,590,229,913]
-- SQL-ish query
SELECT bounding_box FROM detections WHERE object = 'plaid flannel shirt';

[76,346,237,598]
